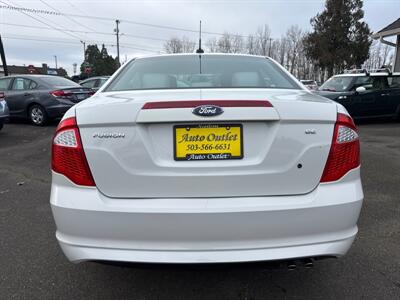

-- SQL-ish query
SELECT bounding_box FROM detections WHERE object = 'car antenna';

[196,20,204,54]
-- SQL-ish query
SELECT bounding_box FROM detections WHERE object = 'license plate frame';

[174,124,243,161]
[76,93,87,100]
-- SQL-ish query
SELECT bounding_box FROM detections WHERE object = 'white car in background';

[300,79,319,91]
[50,54,363,266]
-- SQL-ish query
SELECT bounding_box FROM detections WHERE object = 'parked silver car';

[79,76,110,91]
[300,79,319,91]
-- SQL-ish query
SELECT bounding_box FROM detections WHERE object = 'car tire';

[396,105,400,121]
[29,104,48,126]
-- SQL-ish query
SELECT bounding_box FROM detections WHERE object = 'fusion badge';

[93,132,125,138]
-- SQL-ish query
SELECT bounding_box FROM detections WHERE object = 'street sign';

[84,67,92,74]
[27,65,37,74]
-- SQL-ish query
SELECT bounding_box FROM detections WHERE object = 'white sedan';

[50,54,363,266]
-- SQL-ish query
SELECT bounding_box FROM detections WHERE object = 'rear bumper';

[50,168,363,264]
[46,102,74,119]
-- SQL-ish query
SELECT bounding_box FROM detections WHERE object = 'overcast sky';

[1,0,399,75]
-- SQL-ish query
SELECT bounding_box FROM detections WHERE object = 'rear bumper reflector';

[142,100,273,109]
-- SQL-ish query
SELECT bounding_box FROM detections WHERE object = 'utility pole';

[0,34,8,76]
[115,20,120,67]
[54,55,58,69]
[80,40,86,62]
[268,38,273,57]
[73,63,77,75]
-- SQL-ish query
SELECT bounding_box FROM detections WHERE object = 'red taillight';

[320,113,360,183]
[51,117,95,186]
[50,90,72,97]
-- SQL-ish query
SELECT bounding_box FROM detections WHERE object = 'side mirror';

[356,86,366,94]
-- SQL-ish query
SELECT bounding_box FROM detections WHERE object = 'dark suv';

[315,71,400,120]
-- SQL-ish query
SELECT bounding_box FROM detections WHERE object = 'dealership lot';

[0,121,399,299]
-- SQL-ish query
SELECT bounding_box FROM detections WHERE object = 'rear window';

[98,78,109,86]
[42,77,79,87]
[0,77,12,90]
[388,76,400,88]
[106,55,300,91]
[80,79,96,88]
[319,76,354,92]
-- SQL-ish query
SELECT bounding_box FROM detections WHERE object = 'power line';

[0,22,170,43]
[121,33,167,42]
[0,3,250,38]
[0,0,83,41]
[65,0,111,28]
[0,22,114,36]
[3,34,114,46]
[3,0,163,55]
[3,36,84,45]
[0,3,60,15]
[2,34,161,53]
[39,0,97,32]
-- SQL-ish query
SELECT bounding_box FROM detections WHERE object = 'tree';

[181,37,196,53]
[164,37,183,53]
[98,44,118,75]
[206,33,243,53]
[246,34,257,55]
[363,40,394,70]
[303,0,371,77]
[164,37,196,53]
[286,25,303,74]
[80,44,117,77]
[231,34,244,53]
[255,25,272,56]
[206,37,218,52]
[217,33,233,53]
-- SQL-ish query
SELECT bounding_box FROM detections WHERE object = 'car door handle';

[380,93,389,96]
[24,93,31,96]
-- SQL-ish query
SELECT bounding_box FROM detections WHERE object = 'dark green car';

[315,72,400,120]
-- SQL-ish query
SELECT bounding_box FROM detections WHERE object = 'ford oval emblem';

[192,105,224,117]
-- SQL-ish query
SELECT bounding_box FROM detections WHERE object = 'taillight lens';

[51,117,95,186]
[50,90,72,98]
[320,113,360,183]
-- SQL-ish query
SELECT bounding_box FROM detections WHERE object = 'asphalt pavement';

[0,120,399,299]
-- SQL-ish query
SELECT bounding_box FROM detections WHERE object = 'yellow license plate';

[174,124,243,161]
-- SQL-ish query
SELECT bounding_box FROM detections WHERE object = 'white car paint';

[50,54,363,264]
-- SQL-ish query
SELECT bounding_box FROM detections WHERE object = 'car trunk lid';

[51,87,93,103]
[76,88,336,198]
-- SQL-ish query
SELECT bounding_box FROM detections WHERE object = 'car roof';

[334,72,400,77]
[1,74,70,80]
[131,53,270,62]
[80,76,110,82]
[82,76,110,80]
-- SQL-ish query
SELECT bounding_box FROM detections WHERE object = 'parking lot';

[0,121,399,299]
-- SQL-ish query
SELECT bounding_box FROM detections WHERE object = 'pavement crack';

[0,166,50,185]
